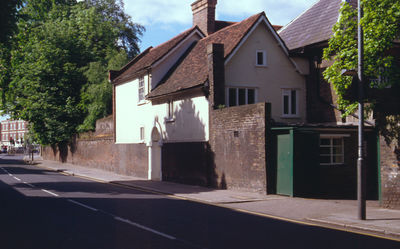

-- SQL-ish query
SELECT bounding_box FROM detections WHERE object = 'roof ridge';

[150,26,204,67]
[204,12,264,41]
[150,26,198,52]
[111,26,204,85]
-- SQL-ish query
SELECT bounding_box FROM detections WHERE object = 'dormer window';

[138,77,145,102]
[256,50,267,66]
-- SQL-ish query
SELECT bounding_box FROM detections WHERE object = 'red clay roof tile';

[148,12,264,98]
[112,26,201,85]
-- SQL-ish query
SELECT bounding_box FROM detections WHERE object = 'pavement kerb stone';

[385,230,400,238]
[306,218,347,228]
[306,218,399,239]
[110,181,174,197]
[34,161,189,199]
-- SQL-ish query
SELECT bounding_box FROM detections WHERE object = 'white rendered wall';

[115,77,209,144]
[163,96,209,142]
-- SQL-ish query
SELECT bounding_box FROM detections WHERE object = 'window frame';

[255,50,267,67]
[139,127,145,142]
[319,136,345,165]
[166,101,175,122]
[226,87,257,107]
[138,76,145,103]
[282,89,299,118]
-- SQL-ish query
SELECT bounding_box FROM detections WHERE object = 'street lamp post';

[357,0,366,220]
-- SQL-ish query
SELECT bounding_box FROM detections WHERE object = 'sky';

[123,0,319,51]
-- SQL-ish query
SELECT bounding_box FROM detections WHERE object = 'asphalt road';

[0,155,399,249]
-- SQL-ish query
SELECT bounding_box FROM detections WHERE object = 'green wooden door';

[277,132,293,196]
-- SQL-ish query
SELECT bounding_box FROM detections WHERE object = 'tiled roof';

[279,0,357,51]
[148,12,264,98]
[112,26,201,85]
[215,20,236,31]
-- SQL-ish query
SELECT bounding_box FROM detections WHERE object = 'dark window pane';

[320,147,331,155]
[229,88,236,106]
[283,95,289,114]
[239,89,246,105]
[257,52,264,65]
[333,155,343,164]
[333,146,343,154]
[320,138,330,145]
[333,138,342,145]
[248,89,255,104]
[291,90,296,114]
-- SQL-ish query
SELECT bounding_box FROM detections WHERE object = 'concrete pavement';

[23,155,400,241]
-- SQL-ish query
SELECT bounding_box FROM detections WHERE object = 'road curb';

[307,218,400,240]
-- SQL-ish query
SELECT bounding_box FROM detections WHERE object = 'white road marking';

[41,189,59,197]
[23,182,35,188]
[68,199,98,212]
[13,177,21,181]
[114,216,176,240]
[8,173,12,176]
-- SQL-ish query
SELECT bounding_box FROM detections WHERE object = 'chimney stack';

[191,0,217,36]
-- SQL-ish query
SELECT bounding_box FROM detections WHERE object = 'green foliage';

[3,0,143,145]
[78,50,128,132]
[0,0,23,43]
[323,0,400,116]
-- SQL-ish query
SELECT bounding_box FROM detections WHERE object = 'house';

[110,0,313,192]
[279,0,400,202]
[0,119,28,148]
[108,0,383,199]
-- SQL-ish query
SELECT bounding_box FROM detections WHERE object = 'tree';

[323,0,400,143]
[78,50,128,132]
[0,0,23,43]
[5,0,143,145]
[0,0,24,108]
[323,0,400,114]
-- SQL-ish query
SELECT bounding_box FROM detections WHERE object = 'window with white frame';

[256,50,267,66]
[138,77,145,102]
[282,89,298,117]
[226,87,256,107]
[140,127,145,141]
[320,137,344,165]
[166,101,174,121]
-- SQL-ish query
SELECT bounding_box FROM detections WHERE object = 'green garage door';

[276,132,293,196]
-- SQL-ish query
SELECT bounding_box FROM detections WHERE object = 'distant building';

[0,119,28,147]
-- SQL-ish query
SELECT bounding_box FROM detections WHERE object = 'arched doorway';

[148,127,162,180]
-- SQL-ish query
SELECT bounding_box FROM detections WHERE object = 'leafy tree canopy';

[323,0,400,116]
[0,0,23,43]
[2,0,143,145]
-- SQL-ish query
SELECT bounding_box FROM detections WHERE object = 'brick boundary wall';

[42,116,148,178]
[380,136,400,209]
[210,102,268,194]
